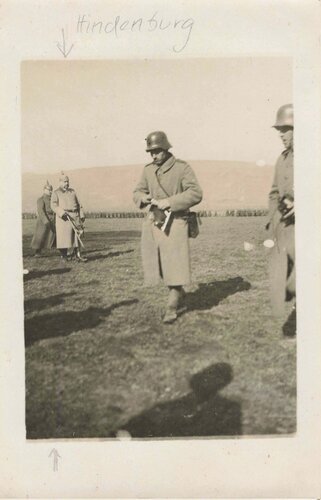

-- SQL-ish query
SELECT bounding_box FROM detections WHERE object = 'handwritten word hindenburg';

[77,13,194,52]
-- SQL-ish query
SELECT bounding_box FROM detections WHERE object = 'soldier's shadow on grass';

[78,248,111,255]
[24,299,138,347]
[87,249,134,262]
[23,267,72,281]
[24,292,75,313]
[185,277,251,312]
[116,362,242,438]
[97,230,141,245]
[82,230,141,248]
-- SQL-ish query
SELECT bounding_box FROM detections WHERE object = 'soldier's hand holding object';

[278,196,294,225]
[154,198,170,210]
[61,212,68,221]
[140,194,152,206]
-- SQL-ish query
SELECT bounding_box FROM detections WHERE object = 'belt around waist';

[64,209,79,213]
[172,211,189,219]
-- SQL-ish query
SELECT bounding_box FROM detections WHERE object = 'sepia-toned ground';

[23,217,296,439]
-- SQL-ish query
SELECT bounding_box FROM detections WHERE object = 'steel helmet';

[145,131,172,152]
[273,104,293,128]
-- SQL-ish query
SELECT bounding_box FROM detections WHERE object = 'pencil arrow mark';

[49,448,61,471]
[57,28,74,58]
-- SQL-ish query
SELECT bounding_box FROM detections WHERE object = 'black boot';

[163,287,181,323]
[60,249,71,261]
[75,249,87,262]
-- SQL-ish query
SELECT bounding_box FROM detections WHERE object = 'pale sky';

[21,58,292,173]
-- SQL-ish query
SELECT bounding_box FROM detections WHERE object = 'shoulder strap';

[155,168,170,197]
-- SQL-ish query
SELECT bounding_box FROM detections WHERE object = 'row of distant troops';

[27,209,268,220]
[30,104,295,330]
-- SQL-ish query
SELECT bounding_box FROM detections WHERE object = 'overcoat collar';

[282,147,293,159]
[155,154,176,174]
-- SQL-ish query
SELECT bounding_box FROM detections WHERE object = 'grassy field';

[23,217,296,439]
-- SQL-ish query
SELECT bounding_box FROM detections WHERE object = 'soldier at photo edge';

[133,131,203,324]
[51,172,87,262]
[266,104,295,336]
[31,180,56,257]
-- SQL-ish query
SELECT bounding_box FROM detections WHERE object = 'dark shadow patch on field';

[24,299,139,347]
[22,230,140,257]
[23,252,60,261]
[23,267,72,281]
[24,252,60,259]
[282,307,296,338]
[82,231,141,247]
[115,362,242,438]
[87,249,134,262]
[185,277,251,312]
[24,292,75,313]
[22,236,58,259]
[78,248,111,255]
[75,280,100,287]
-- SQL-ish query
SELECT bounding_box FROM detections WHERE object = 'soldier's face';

[60,179,69,190]
[150,148,169,166]
[278,126,293,149]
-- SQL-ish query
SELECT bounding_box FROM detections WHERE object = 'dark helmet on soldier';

[145,131,172,152]
[273,104,293,129]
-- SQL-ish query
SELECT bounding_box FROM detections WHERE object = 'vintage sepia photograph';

[21,58,295,440]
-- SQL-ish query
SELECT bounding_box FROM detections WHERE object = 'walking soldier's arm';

[167,164,202,212]
[133,170,152,208]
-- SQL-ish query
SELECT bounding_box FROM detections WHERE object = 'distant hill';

[22,161,274,212]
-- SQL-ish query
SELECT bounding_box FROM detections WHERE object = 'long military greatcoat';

[267,148,295,316]
[51,187,84,249]
[31,194,56,250]
[133,154,202,286]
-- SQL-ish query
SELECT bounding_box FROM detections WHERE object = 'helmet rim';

[145,131,172,152]
[273,104,293,128]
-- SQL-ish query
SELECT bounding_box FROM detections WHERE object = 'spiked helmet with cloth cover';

[44,180,53,192]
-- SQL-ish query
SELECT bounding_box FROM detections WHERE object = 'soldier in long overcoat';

[51,173,87,262]
[133,131,202,323]
[31,181,56,256]
[266,104,295,320]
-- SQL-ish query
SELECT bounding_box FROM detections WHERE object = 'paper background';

[0,0,320,497]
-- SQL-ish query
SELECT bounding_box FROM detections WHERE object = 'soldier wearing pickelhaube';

[31,180,56,257]
[133,131,203,323]
[51,173,87,262]
[266,104,295,328]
